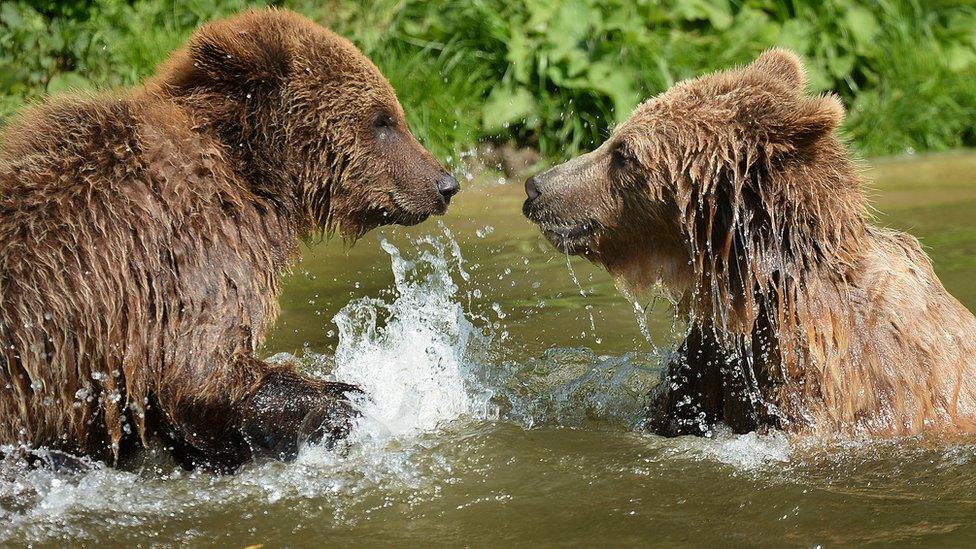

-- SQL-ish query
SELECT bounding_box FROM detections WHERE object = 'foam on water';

[661,426,792,470]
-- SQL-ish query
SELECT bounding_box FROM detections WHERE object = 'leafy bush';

[1,0,974,160]
[0,0,253,115]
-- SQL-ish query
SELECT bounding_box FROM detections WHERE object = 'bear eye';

[372,114,396,131]
[611,142,632,171]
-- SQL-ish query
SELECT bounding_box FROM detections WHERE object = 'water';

[3,152,976,546]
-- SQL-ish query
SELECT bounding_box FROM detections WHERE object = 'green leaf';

[586,61,640,122]
[525,0,560,31]
[506,27,531,84]
[0,3,22,28]
[544,0,592,61]
[673,0,733,31]
[46,72,91,95]
[825,52,855,80]
[844,5,879,52]
[482,85,537,131]
[803,62,833,93]
[947,43,976,72]
[777,19,813,54]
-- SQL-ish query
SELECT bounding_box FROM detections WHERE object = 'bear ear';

[164,10,291,91]
[780,94,845,150]
[751,48,806,89]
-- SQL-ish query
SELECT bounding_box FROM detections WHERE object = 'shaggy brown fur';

[524,49,976,438]
[0,9,459,471]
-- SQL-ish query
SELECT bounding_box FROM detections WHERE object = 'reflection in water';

[2,154,976,545]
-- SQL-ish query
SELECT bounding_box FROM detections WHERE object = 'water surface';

[3,152,976,547]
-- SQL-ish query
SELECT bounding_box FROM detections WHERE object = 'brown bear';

[523,49,976,438]
[0,9,460,471]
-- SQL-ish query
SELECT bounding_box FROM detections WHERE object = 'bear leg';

[240,368,361,461]
[644,326,724,436]
[153,357,360,472]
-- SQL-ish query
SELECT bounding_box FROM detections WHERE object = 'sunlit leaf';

[46,72,90,94]
[844,5,880,52]
[544,0,592,61]
[482,85,537,131]
[673,0,733,31]
[947,43,976,72]
[777,19,812,54]
[586,61,639,122]
[507,27,531,84]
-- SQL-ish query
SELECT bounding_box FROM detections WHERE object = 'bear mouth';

[386,208,434,227]
[395,211,433,226]
[539,221,599,254]
[385,191,449,227]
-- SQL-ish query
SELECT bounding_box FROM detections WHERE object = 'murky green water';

[3,152,976,547]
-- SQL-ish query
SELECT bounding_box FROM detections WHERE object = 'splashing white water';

[0,225,814,546]
[563,254,600,342]
[662,426,792,470]
[321,227,495,443]
[0,227,503,543]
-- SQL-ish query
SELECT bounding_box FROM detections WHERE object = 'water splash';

[313,227,495,443]
[631,299,656,351]
[0,225,809,546]
[564,254,586,298]
[487,347,662,429]
[660,426,792,470]
[563,254,599,342]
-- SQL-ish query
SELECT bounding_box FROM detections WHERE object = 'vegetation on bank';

[2,0,974,161]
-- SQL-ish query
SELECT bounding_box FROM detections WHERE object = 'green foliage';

[0,0,260,116]
[1,0,974,160]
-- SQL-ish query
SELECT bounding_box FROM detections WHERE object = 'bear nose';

[524,176,541,201]
[436,174,460,202]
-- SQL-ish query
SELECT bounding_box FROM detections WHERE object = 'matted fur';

[0,9,453,469]
[524,49,976,437]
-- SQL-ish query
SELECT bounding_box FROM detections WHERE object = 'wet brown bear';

[0,9,460,471]
[524,49,976,438]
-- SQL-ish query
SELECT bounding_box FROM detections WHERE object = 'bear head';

[524,49,864,324]
[155,9,459,238]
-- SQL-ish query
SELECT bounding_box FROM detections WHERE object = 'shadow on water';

[3,152,976,546]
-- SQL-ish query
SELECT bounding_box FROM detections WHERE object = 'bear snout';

[524,175,542,202]
[521,175,548,221]
[435,174,460,204]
